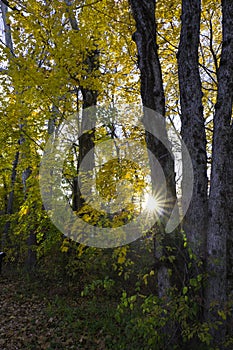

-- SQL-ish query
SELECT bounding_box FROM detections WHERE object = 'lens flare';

[145,193,164,215]
[142,186,173,223]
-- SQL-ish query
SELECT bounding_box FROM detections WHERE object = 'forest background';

[0,0,232,349]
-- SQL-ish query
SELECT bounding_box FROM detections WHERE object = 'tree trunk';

[1,1,18,249]
[1,0,37,268]
[0,0,13,52]
[177,0,208,259]
[129,0,178,297]
[65,3,99,213]
[2,151,19,248]
[227,124,233,335]
[73,52,98,212]
[205,0,233,342]
[25,231,37,270]
[23,166,37,270]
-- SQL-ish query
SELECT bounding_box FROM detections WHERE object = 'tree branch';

[0,0,19,12]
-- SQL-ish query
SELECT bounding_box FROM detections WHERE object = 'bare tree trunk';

[26,230,37,269]
[1,0,37,268]
[72,52,98,212]
[73,88,97,212]
[129,0,178,297]
[205,0,233,342]
[177,0,208,260]
[2,151,19,248]
[23,166,37,270]
[0,0,13,52]
[1,1,18,249]
[227,124,233,296]
[65,2,98,213]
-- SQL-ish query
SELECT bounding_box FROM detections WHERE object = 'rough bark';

[227,124,233,298]
[177,0,208,259]
[227,123,233,341]
[129,0,179,297]
[205,0,233,341]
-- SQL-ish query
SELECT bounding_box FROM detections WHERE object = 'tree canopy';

[0,0,232,349]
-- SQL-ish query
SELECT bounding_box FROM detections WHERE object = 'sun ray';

[142,185,174,223]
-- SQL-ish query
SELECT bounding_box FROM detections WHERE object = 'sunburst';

[142,186,173,222]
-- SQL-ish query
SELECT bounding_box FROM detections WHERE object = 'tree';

[129,0,233,345]
[0,0,232,346]
[205,0,233,341]
[128,0,180,298]
[0,0,18,248]
[62,1,99,214]
[0,0,139,260]
[177,0,208,260]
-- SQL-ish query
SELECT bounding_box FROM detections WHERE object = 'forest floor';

[0,267,131,350]
[1,262,229,350]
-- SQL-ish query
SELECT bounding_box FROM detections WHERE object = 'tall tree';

[205,0,233,341]
[130,0,233,344]
[0,0,19,248]
[129,0,179,297]
[227,123,233,299]
[177,0,208,260]
[64,0,99,213]
[1,0,38,268]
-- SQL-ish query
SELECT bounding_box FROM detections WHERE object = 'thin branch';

[0,0,19,11]
[20,129,44,151]
[89,4,133,26]
[199,62,218,85]
[205,126,213,133]
[157,32,179,50]
[209,18,219,73]
[76,0,103,10]
[202,86,217,92]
